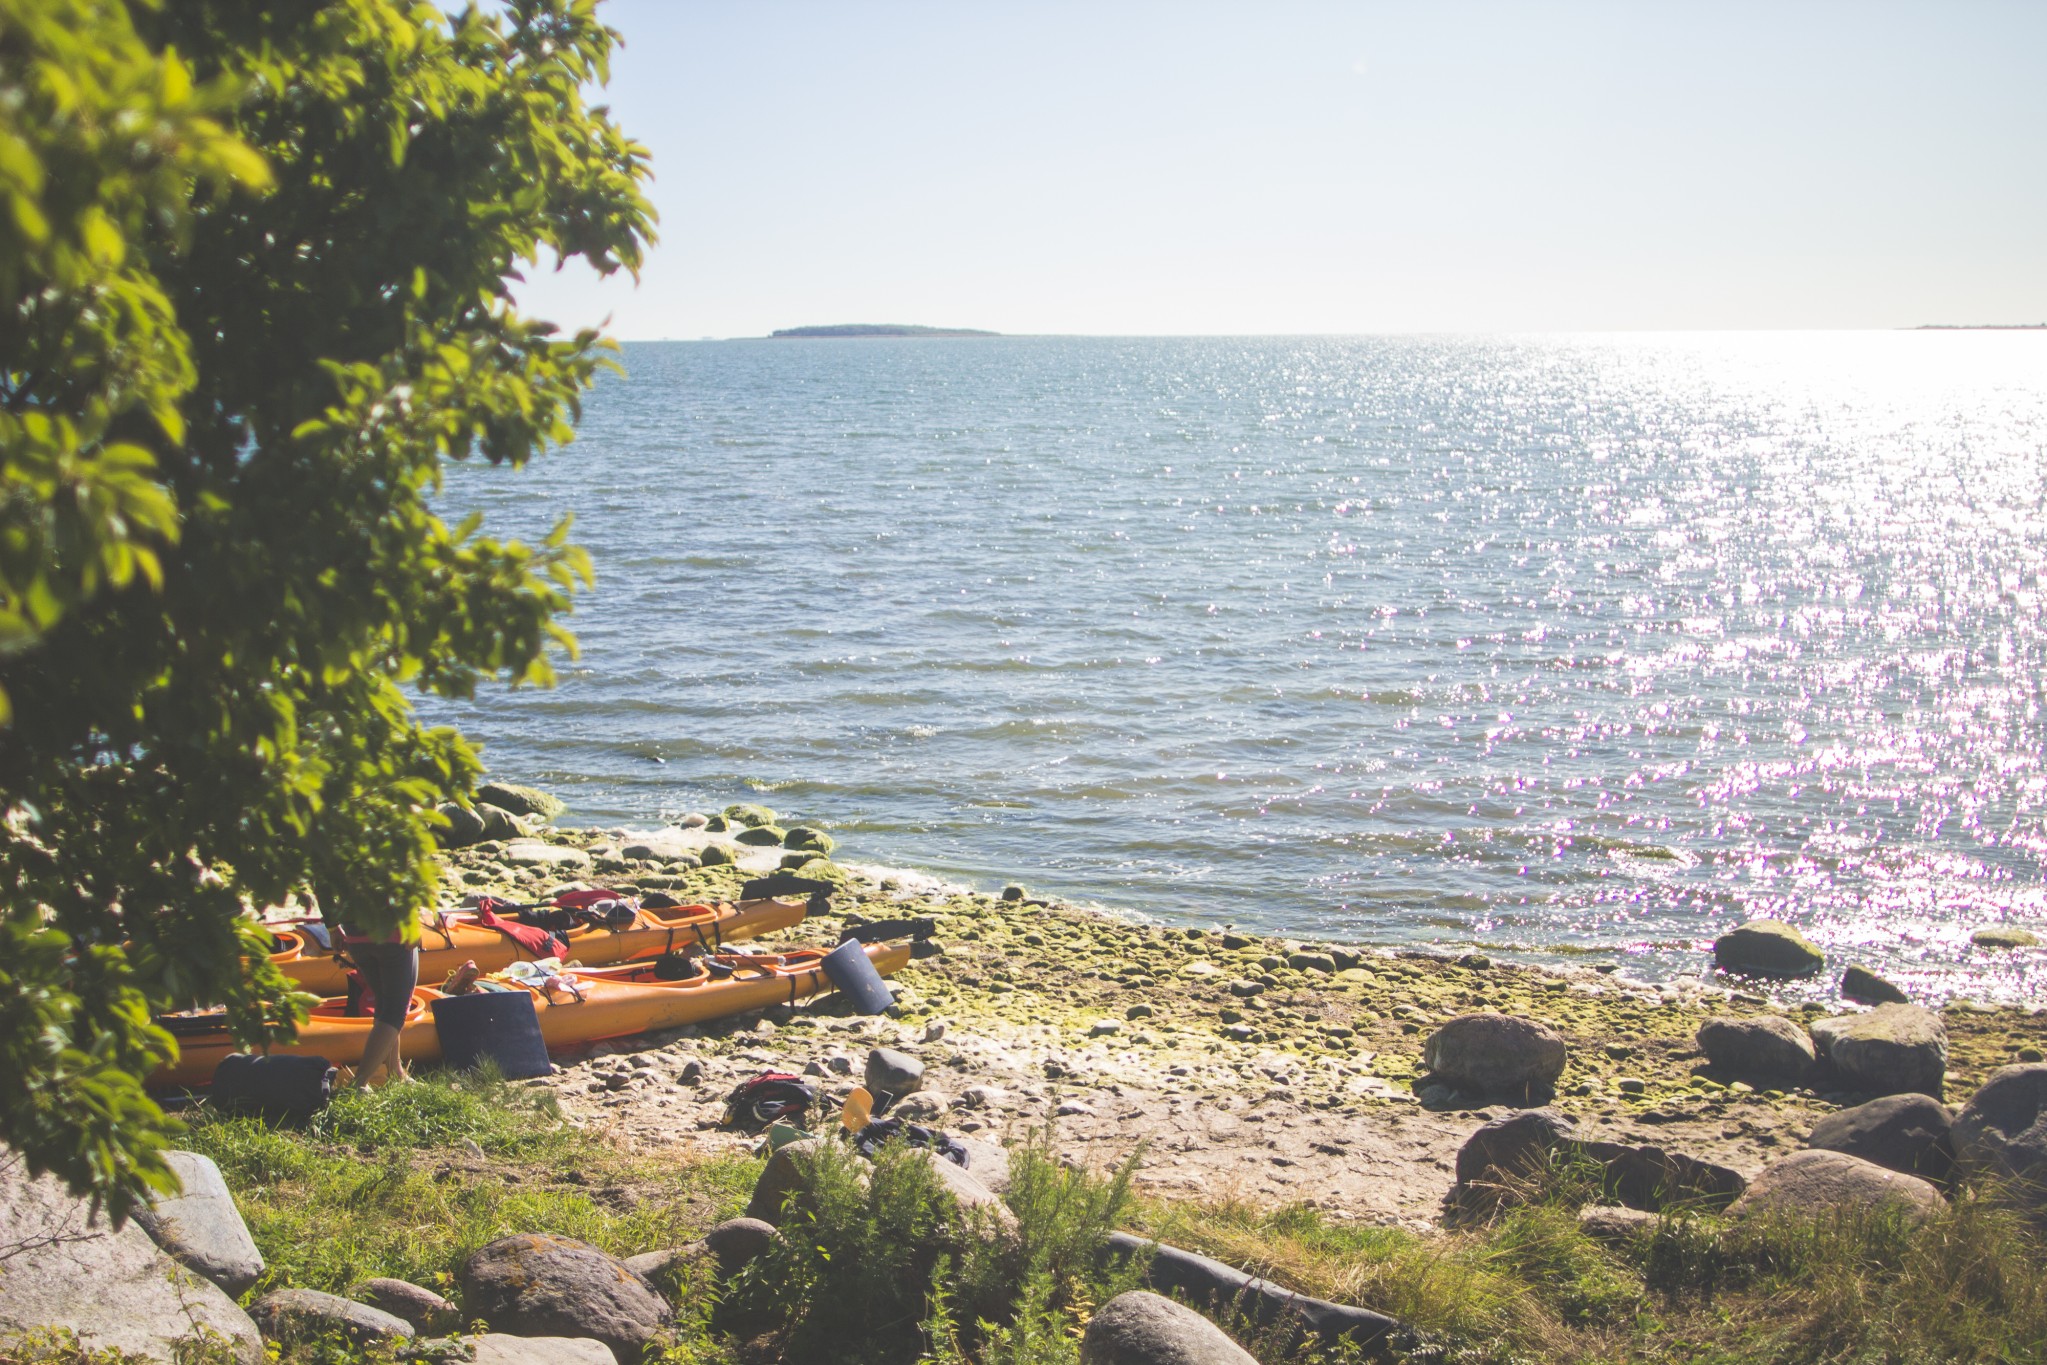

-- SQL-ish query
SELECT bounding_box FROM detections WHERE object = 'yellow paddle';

[841,1085,874,1132]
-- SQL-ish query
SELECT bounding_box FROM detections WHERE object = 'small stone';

[1971,927,2041,949]
[676,1059,704,1085]
[477,782,566,820]
[1126,1003,1155,1020]
[1227,979,1265,998]
[921,1020,948,1043]
[1001,885,1027,902]
[1578,1205,1658,1241]
[1616,1077,1646,1094]
[864,1047,925,1099]
[1840,964,1910,1005]
[1287,952,1336,973]
[1221,933,1253,950]
[1057,1100,1097,1118]
[1090,1020,1122,1037]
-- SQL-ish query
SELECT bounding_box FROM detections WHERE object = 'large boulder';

[470,1336,617,1365]
[1696,1015,1816,1083]
[476,803,523,842]
[1729,1150,1944,1223]
[478,782,566,821]
[435,801,487,849]
[1950,1063,2047,1200]
[349,1278,459,1335]
[1805,1095,1955,1182]
[1454,1110,1743,1211]
[1810,1004,1948,1098]
[1080,1291,1255,1365]
[1453,1108,1578,1188]
[1714,920,1825,977]
[745,1137,826,1225]
[1421,1013,1568,1100]
[249,1289,415,1347]
[132,1150,264,1297]
[460,1235,668,1365]
[0,1159,262,1364]
[1103,1235,1392,1350]
[701,1218,778,1275]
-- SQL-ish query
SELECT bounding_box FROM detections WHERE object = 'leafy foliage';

[0,0,652,1219]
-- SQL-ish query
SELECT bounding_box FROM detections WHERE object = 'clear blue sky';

[515,1,2047,337]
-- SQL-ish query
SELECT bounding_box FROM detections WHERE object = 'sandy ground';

[441,824,2047,1228]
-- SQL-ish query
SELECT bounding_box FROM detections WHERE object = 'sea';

[426,333,2047,1003]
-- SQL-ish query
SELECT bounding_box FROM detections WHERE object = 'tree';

[0,0,652,1218]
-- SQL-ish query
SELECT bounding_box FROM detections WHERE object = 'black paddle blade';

[739,872,836,903]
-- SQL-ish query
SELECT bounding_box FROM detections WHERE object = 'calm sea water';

[427,334,2047,1002]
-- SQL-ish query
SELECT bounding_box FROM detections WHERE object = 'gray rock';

[1696,1015,1816,1082]
[133,1150,264,1296]
[469,1335,616,1365]
[621,1249,694,1280]
[954,1137,1012,1195]
[1806,1094,1955,1182]
[924,1150,1017,1234]
[1286,952,1336,973]
[745,1137,825,1225]
[350,1278,458,1334]
[1454,1108,1579,1188]
[1950,1063,2047,1201]
[503,841,592,869]
[679,812,710,829]
[476,803,523,842]
[865,1047,925,1101]
[250,1289,413,1346]
[702,1217,778,1275]
[460,1234,668,1365]
[1730,1150,1944,1222]
[0,1158,262,1364]
[1971,927,2041,950]
[1810,1004,1948,1098]
[1714,919,1825,977]
[621,831,696,861]
[1840,964,1909,1005]
[1455,1109,1744,1211]
[892,1090,950,1121]
[477,782,566,821]
[1578,1205,1659,1241]
[1081,1291,1256,1365]
[436,801,487,849]
[1100,1237,1400,1354]
[1422,1014,1568,1100]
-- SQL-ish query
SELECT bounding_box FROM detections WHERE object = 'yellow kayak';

[152,941,911,1089]
[266,896,808,995]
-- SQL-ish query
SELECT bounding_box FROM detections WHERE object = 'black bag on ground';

[209,1053,336,1126]
[431,989,553,1080]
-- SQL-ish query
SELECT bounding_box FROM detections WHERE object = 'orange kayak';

[267,896,808,995]
[151,941,911,1089]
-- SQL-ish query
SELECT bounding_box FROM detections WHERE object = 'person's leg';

[354,941,419,1087]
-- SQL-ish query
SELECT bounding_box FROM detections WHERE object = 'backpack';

[720,1072,817,1133]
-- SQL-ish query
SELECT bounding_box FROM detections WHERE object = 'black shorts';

[355,941,420,1028]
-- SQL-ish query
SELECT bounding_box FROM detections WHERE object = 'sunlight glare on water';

[426,332,2047,1001]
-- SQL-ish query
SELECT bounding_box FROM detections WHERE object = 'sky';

[513,1,2047,338]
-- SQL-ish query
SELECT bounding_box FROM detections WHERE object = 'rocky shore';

[434,802,2047,1229]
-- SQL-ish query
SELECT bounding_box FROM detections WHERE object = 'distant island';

[768,323,999,338]
[1912,322,2046,330]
